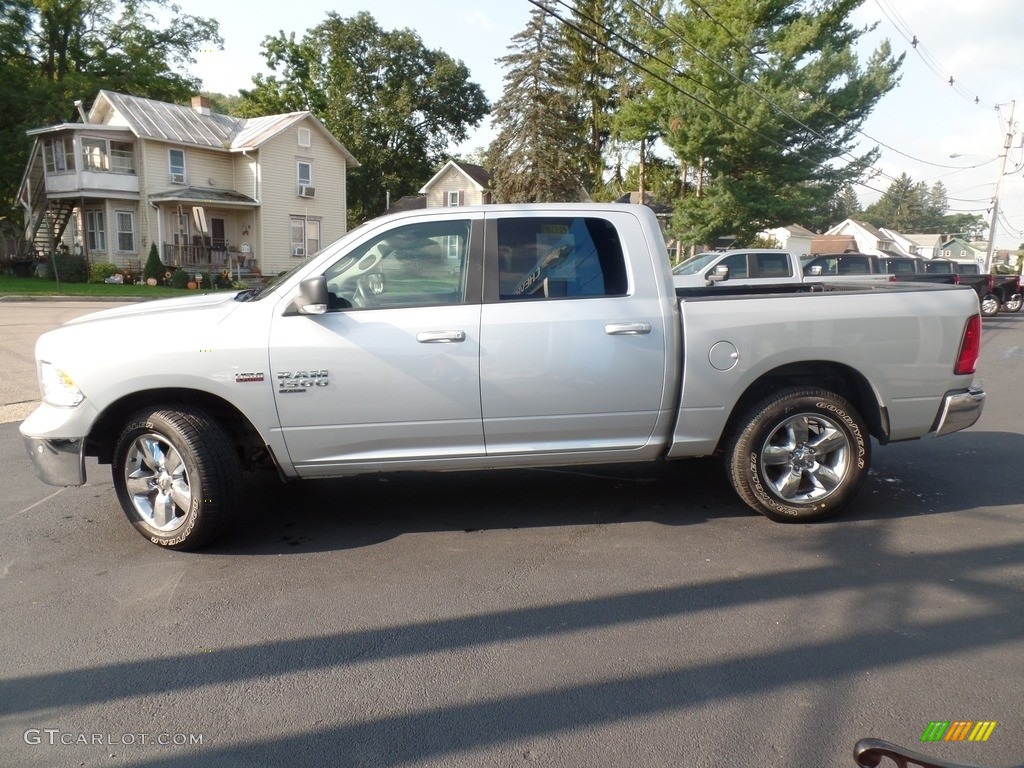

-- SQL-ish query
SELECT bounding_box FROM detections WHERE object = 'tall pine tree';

[487,5,589,202]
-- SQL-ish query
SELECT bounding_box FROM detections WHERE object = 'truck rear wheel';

[1003,294,1022,313]
[726,388,870,522]
[112,407,241,550]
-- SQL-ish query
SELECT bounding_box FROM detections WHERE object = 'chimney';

[191,95,211,116]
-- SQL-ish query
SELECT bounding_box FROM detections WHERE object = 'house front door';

[210,217,225,249]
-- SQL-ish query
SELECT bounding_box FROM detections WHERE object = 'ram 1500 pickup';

[21,204,985,549]
[672,248,890,288]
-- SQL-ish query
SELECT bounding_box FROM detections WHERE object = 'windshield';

[672,252,720,275]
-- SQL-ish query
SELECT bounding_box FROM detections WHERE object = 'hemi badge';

[235,372,265,383]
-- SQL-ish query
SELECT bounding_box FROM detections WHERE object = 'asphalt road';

[1,300,1022,768]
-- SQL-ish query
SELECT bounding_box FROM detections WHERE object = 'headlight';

[39,361,85,407]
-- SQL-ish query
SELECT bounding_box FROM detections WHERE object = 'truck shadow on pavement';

[199,429,1020,556]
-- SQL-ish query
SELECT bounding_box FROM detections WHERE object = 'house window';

[290,217,321,257]
[297,160,314,196]
[168,148,186,184]
[85,210,106,253]
[298,127,311,148]
[447,191,461,207]
[44,137,75,173]
[115,210,135,253]
[110,141,135,174]
[82,137,108,171]
[79,137,136,174]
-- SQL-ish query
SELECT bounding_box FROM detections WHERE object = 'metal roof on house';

[94,91,242,148]
[84,91,358,165]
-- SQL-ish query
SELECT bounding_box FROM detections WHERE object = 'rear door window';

[494,217,628,300]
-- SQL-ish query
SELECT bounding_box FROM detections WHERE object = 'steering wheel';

[352,272,385,307]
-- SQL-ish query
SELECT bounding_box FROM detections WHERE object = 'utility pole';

[985,99,1015,273]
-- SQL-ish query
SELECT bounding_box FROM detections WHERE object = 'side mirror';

[705,264,730,286]
[808,265,822,276]
[290,276,329,315]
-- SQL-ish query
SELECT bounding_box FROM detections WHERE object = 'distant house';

[419,160,493,207]
[385,160,494,215]
[937,237,981,265]
[17,90,358,276]
[888,232,943,260]
[760,224,816,258]
[824,219,907,256]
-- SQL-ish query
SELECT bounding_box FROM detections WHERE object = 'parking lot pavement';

[1,303,1021,767]
[0,300,131,423]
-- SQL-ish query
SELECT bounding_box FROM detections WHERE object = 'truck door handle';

[605,322,652,336]
[416,330,467,344]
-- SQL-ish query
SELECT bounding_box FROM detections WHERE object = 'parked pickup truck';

[877,255,1021,317]
[672,248,890,288]
[21,204,985,549]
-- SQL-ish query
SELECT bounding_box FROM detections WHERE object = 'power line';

[873,0,991,108]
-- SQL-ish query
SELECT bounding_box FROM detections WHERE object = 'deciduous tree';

[239,12,488,226]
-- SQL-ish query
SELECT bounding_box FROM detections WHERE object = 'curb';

[0,295,150,303]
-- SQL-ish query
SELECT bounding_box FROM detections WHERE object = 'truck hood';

[62,291,242,326]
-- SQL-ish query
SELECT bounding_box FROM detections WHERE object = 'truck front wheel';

[980,294,1000,317]
[112,407,241,550]
[726,388,870,522]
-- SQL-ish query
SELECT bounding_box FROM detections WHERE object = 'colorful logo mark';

[921,721,997,742]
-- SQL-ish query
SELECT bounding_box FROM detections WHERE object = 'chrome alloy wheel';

[758,412,851,503]
[123,433,193,532]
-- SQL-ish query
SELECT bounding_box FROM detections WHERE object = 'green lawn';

[0,275,231,299]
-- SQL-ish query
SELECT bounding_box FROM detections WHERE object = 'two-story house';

[17,91,358,277]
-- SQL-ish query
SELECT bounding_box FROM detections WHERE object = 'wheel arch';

[86,388,273,470]
[717,361,888,453]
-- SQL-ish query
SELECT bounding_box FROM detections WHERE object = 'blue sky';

[173,0,1023,249]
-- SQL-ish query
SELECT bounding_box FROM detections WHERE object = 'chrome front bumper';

[932,385,985,437]
[22,436,87,486]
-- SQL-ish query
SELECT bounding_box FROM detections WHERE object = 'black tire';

[112,407,241,550]
[980,293,1000,317]
[726,388,870,522]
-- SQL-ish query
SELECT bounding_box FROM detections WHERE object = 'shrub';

[51,253,89,283]
[88,262,120,283]
[143,243,164,282]
[169,268,190,289]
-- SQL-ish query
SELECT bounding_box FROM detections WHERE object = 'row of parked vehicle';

[672,248,1022,317]
[876,254,1021,317]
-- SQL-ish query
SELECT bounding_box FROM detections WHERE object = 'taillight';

[954,314,982,375]
[952,274,960,285]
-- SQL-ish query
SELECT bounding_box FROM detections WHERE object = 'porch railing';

[162,243,254,270]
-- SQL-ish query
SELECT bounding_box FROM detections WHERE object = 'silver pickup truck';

[672,248,891,288]
[20,204,985,549]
